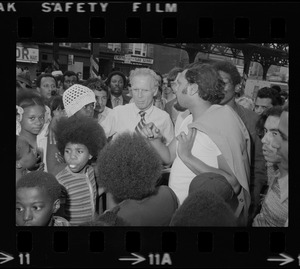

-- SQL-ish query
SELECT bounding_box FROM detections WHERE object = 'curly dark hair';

[185,64,225,104]
[167,67,183,81]
[55,116,107,157]
[170,190,237,226]
[63,71,78,82]
[256,87,283,106]
[256,105,283,139]
[96,132,162,202]
[212,60,241,87]
[16,171,63,202]
[83,77,108,94]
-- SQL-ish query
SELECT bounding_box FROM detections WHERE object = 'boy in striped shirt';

[53,116,107,225]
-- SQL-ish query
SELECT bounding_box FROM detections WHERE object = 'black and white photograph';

[1,1,298,268]
[16,42,289,227]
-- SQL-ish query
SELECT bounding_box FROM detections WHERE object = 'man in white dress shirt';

[101,68,174,145]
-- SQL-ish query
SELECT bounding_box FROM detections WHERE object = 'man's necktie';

[114,97,120,107]
[135,111,146,135]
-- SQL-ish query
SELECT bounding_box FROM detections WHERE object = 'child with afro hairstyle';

[46,84,96,175]
[16,171,70,226]
[50,116,107,225]
[95,132,178,226]
[169,190,237,227]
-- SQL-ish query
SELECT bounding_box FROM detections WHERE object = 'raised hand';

[176,127,197,160]
[141,122,162,140]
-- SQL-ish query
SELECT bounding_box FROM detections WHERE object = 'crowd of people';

[16,59,289,227]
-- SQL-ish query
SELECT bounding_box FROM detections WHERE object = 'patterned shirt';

[55,165,97,226]
[266,162,280,187]
[252,174,288,227]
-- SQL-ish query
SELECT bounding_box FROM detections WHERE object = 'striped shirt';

[252,174,288,227]
[56,165,97,226]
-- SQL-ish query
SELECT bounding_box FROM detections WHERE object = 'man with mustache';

[105,71,131,108]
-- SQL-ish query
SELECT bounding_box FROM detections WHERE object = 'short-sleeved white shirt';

[101,103,174,145]
[169,114,222,205]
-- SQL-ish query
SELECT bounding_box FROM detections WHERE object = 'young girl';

[16,135,40,182]
[17,91,46,172]
[50,116,107,225]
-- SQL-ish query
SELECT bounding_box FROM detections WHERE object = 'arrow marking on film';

[0,251,14,265]
[267,253,294,266]
[119,253,146,265]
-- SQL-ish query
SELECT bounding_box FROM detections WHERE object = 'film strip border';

[16,15,287,41]
[2,1,300,268]
[7,2,293,41]
[9,228,299,267]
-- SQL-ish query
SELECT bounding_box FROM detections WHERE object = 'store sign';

[124,54,131,64]
[16,46,39,63]
[114,55,154,65]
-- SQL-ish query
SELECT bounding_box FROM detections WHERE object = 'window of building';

[127,43,133,54]
[108,43,121,52]
[42,54,48,60]
[132,43,148,57]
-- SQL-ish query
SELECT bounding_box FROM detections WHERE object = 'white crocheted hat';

[63,84,96,117]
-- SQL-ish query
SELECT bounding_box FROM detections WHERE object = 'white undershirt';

[169,114,221,205]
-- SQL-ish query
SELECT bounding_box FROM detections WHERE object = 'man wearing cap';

[101,68,174,145]
[105,71,131,108]
[62,84,96,119]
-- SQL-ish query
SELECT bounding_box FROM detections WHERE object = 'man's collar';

[133,103,154,115]
[111,95,123,101]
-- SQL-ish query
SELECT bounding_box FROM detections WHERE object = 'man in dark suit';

[105,71,131,108]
